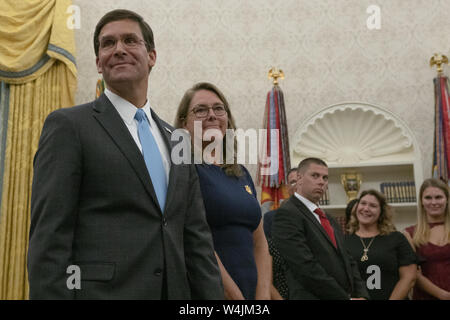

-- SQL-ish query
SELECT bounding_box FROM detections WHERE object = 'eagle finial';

[430,53,449,75]
[268,67,284,86]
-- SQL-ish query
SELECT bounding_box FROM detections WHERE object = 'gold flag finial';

[430,53,449,75]
[268,67,284,86]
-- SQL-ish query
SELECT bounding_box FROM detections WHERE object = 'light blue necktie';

[135,109,167,211]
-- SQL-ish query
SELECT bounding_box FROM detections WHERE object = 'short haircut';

[297,157,328,173]
[94,9,155,57]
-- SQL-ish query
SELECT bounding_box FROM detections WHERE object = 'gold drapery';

[0,0,77,84]
[0,0,76,299]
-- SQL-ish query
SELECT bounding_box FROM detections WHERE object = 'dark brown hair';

[297,157,328,173]
[94,9,155,57]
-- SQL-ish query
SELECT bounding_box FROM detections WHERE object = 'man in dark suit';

[272,158,368,300]
[27,9,223,299]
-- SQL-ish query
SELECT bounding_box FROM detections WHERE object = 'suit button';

[154,268,163,277]
[162,218,167,226]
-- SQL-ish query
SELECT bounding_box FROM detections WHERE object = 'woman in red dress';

[404,178,450,300]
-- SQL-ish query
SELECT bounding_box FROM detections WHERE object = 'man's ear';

[148,49,157,69]
[96,56,103,74]
[297,171,304,185]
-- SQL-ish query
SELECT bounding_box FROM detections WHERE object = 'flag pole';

[258,67,290,212]
[431,53,450,183]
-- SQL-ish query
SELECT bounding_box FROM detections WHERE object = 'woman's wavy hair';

[347,189,396,235]
[174,82,242,177]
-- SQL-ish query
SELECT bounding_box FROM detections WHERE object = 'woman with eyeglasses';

[174,82,271,300]
[404,178,450,300]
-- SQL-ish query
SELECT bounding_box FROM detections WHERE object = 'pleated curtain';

[0,0,77,299]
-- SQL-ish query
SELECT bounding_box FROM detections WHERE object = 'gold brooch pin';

[245,185,253,195]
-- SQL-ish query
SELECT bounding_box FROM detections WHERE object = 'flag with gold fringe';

[96,78,105,98]
[432,75,450,183]
[257,81,291,212]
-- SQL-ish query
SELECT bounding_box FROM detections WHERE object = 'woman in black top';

[345,189,417,300]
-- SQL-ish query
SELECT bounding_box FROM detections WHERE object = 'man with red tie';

[272,158,368,300]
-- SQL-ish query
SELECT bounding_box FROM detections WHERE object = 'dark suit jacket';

[272,195,368,300]
[28,94,224,299]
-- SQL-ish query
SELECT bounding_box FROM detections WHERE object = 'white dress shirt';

[104,88,171,182]
[294,192,322,224]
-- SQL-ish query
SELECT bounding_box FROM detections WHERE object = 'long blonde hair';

[413,178,450,246]
[347,189,396,235]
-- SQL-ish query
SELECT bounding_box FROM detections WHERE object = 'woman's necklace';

[359,236,376,262]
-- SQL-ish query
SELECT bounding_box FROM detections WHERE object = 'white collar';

[104,88,152,125]
[294,192,319,213]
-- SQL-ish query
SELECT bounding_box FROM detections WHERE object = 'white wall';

[73,0,450,188]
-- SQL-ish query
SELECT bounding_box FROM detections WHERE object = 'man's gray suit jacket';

[28,94,224,299]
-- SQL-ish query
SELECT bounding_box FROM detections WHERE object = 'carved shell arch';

[292,102,416,166]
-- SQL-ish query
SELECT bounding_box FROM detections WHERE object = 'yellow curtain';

[0,0,77,84]
[0,0,76,299]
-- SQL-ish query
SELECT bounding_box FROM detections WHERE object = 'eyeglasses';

[190,104,227,118]
[99,34,146,51]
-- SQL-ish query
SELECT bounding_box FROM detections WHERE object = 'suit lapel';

[291,196,339,250]
[290,197,356,293]
[92,94,161,212]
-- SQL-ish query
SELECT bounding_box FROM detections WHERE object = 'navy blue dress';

[196,164,261,300]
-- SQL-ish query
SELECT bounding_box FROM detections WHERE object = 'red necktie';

[314,208,337,248]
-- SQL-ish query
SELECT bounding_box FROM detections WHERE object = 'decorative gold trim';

[430,53,449,75]
[268,67,284,85]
